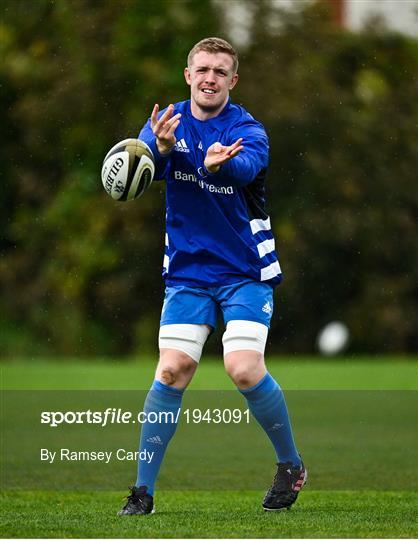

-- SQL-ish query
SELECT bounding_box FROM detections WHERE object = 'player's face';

[184,51,238,117]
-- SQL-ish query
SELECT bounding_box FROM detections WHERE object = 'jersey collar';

[187,98,232,124]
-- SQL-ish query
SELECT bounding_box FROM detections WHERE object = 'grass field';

[1,356,417,538]
[2,490,416,538]
[2,355,418,390]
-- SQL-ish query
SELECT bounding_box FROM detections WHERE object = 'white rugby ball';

[317,321,349,355]
[101,138,155,201]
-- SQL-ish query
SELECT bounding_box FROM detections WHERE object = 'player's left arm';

[203,122,269,187]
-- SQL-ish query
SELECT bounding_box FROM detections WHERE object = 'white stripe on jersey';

[163,254,170,270]
[257,238,275,258]
[250,217,271,235]
[165,233,169,247]
[261,261,281,281]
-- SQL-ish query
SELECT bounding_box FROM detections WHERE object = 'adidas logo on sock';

[146,435,163,445]
[268,422,284,431]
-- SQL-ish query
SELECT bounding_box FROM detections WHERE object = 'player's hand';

[151,104,181,155]
[204,138,244,174]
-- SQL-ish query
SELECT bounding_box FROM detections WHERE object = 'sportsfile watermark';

[2,390,417,491]
[40,407,250,427]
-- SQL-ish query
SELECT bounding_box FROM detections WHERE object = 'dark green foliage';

[238,3,418,353]
[1,0,220,355]
[1,1,417,355]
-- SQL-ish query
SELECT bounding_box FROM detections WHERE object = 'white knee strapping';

[158,324,210,363]
[222,320,268,355]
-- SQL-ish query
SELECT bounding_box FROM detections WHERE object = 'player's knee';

[158,351,196,386]
[158,324,210,364]
[223,321,268,387]
[225,361,255,387]
[224,350,264,387]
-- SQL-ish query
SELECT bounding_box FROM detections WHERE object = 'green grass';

[1,355,417,390]
[1,356,417,538]
[1,490,417,538]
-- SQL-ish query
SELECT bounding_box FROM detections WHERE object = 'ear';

[229,73,239,90]
[184,67,191,86]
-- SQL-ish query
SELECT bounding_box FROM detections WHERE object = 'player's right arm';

[138,104,181,180]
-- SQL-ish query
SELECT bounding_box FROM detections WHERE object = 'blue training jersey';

[138,99,282,288]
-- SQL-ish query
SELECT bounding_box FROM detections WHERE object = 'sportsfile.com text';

[40,408,250,427]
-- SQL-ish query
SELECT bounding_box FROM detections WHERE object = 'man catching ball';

[118,37,306,516]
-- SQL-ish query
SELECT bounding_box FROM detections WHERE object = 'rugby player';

[119,37,306,516]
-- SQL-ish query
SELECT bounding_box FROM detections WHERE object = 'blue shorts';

[160,279,274,329]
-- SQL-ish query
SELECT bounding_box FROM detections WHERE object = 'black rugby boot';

[118,486,154,516]
[263,460,307,511]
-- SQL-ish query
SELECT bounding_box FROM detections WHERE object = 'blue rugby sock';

[239,372,301,467]
[135,380,183,495]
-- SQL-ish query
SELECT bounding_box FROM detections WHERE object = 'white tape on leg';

[222,320,268,355]
[159,324,210,363]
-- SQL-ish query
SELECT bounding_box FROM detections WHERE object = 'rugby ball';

[101,138,155,201]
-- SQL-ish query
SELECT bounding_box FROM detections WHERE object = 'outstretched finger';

[165,119,181,137]
[227,138,244,154]
[159,113,182,137]
[164,112,182,129]
[227,145,244,158]
[154,104,175,132]
[150,104,159,129]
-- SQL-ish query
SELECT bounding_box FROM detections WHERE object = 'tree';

[0,0,221,355]
[235,1,418,352]
[1,0,417,355]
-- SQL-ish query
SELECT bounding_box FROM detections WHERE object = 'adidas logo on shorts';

[262,301,272,315]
